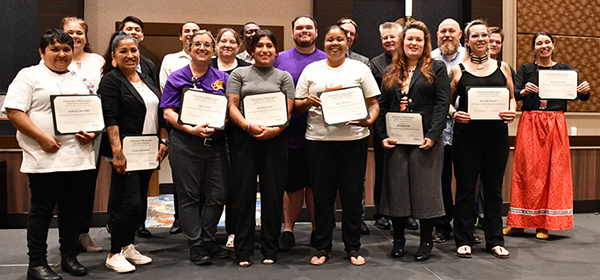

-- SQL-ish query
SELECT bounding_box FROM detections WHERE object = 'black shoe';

[190,245,211,265]
[391,238,406,258]
[360,221,370,235]
[278,231,295,251]
[433,232,447,243]
[60,257,87,276]
[405,217,419,230]
[105,223,111,234]
[27,265,62,280]
[169,219,182,234]
[414,242,433,261]
[375,216,391,230]
[135,224,152,238]
[310,230,316,248]
[204,241,231,259]
[473,232,482,244]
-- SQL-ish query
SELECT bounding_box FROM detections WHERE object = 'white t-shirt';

[159,50,191,92]
[131,81,159,135]
[2,64,96,173]
[295,59,380,141]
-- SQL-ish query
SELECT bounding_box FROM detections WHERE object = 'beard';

[439,40,459,55]
[294,36,316,48]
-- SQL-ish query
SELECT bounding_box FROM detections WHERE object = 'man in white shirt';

[236,22,260,64]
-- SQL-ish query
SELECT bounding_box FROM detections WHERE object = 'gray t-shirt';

[226,65,295,115]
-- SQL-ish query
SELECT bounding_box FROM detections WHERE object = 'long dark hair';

[101,32,137,75]
[383,21,435,90]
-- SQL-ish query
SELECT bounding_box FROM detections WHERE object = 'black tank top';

[456,60,507,113]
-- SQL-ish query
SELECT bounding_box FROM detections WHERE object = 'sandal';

[456,245,472,258]
[490,246,510,259]
[237,258,253,267]
[309,250,330,266]
[347,250,366,266]
[226,234,235,248]
[262,258,275,265]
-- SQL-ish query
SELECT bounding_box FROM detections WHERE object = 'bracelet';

[246,123,252,134]
[450,111,457,118]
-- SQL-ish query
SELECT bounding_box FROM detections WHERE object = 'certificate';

[122,135,159,172]
[538,69,578,99]
[50,95,104,135]
[318,86,369,126]
[467,87,509,120]
[385,112,424,145]
[243,91,289,127]
[178,88,227,129]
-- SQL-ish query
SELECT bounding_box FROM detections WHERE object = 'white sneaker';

[122,244,152,265]
[105,253,135,273]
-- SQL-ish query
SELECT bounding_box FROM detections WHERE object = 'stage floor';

[2,214,600,279]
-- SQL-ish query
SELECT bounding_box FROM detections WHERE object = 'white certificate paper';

[122,135,159,172]
[385,112,424,145]
[178,89,227,129]
[318,86,369,126]
[538,70,578,99]
[243,91,289,127]
[51,95,104,135]
[467,87,509,120]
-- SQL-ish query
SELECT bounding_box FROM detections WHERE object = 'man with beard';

[236,22,260,64]
[158,21,201,235]
[430,18,478,244]
[273,15,327,251]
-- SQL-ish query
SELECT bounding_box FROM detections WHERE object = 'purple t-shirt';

[273,48,327,148]
[161,64,229,108]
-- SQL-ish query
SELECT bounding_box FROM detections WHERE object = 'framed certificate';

[466,87,509,120]
[178,88,227,130]
[385,112,424,145]
[50,95,104,135]
[122,135,159,172]
[538,69,578,99]
[318,86,369,126]
[243,91,289,127]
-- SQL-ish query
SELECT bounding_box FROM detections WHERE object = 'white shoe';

[122,244,152,265]
[105,253,135,273]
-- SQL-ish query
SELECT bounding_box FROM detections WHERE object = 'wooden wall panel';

[517,0,600,36]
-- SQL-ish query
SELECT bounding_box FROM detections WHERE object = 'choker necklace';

[469,52,489,70]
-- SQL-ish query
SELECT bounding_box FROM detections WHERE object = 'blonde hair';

[60,16,92,52]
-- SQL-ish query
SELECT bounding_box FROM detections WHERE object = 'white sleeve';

[361,64,381,98]
[2,68,35,113]
[295,66,310,99]
[159,56,170,92]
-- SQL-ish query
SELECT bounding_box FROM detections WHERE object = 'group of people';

[3,11,590,280]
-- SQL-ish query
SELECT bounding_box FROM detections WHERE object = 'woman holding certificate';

[4,29,97,280]
[99,32,168,273]
[376,21,449,262]
[226,29,294,267]
[448,19,516,259]
[60,16,105,254]
[161,30,231,265]
[504,32,590,239]
[295,25,380,266]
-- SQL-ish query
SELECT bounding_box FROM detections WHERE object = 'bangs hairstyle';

[383,21,435,90]
[188,30,216,51]
[464,18,488,52]
[250,29,278,54]
[101,32,137,75]
[488,26,504,42]
[40,29,73,53]
[216,27,241,46]
[61,16,92,52]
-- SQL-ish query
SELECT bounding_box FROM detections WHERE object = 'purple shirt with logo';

[273,48,326,148]
[161,64,228,108]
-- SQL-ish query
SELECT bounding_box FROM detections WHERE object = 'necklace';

[469,51,489,70]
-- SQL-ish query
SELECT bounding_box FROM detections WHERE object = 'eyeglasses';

[193,41,213,49]
[470,33,489,39]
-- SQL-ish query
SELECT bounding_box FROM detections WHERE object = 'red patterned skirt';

[506,111,573,230]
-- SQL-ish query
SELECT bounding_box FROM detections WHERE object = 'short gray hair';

[379,22,402,37]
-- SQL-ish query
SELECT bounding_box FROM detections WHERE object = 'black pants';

[27,170,95,266]
[79,154,102,234]
[108,169,153,254]
[229,127,287,262]
[306,137,368,253]
[452,122,508,249]
[170,129,228,247]
[434,145,454,236]
[372,131,386,219]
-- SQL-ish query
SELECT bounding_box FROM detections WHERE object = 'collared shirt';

[236,50,254,64]
[431,46,465,146]
[159,50,192,91]
[160,65,228,109]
